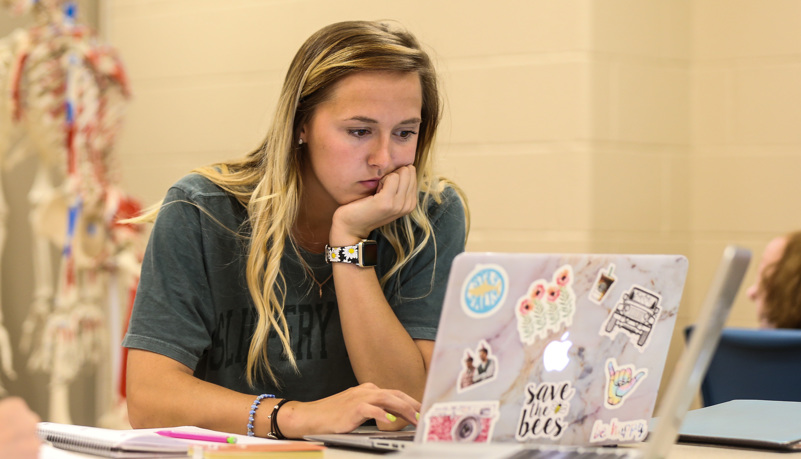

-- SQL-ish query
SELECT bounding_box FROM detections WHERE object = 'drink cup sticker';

[457,340,498,393]
[516,265,576,344]
[516,380,576,441]
[600,285,662,352]
[604,358,647,409]
[590,418,648,443]
[423,401,500,443]
[462,264,508,318]
[589,264,617,304]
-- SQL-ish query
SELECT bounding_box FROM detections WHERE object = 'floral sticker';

[516,265,576,344]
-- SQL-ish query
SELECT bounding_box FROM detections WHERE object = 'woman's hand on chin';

[331,165,417,243]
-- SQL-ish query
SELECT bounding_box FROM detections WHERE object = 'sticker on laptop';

[457,340,498,393]
[600,285,662,351]
[462,264,508,318]
[516,265,576,344]
[604,358,647,409]
[422,401,500,443]
[589,264,617,304]
[516,380,575,441]
[590,417,648,443]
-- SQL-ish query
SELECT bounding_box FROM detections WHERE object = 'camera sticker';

[516,380,575,441]
[457,340,498,393]
[461,264,508,318]
[589,264,617,304]
[515,265,576,344]
[423,401,500,443]
[600,285,662,351]
[604,358,647,409]
[590,418,648,443]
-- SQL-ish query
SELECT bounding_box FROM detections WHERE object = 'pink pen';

[157,430,238,444]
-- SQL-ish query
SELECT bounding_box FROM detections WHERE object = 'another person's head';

[746,231,801,328]
[479,347,488,362]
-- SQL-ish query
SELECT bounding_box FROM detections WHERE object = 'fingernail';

[415,412,420,420]
[386,413,397,422]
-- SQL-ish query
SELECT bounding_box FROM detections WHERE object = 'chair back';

[684,326,801,406]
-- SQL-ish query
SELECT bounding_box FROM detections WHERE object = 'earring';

[298,138,304,146]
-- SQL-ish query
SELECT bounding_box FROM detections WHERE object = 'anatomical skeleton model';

[0,0,142,424]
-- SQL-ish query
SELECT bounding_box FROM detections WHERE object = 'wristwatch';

[325,239,378,267]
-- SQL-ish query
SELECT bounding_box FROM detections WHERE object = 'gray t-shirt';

[122,173,466,401]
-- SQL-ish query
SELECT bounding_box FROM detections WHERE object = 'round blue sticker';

[461,264,508,318]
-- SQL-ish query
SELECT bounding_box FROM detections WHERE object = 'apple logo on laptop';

[543,331,572,372]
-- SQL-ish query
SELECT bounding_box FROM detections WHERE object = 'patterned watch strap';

[326,243,359,263]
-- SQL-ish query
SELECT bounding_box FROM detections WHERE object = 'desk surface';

[40,441,793,458]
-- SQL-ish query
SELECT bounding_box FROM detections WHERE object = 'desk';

[40,442,793,458]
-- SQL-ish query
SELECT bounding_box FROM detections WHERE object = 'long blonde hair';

[151,21,468,386]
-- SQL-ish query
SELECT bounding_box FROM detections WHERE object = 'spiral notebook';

[36,423,279,458]
[37,423,189,458]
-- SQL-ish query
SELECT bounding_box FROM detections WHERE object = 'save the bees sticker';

[462,264,508,318]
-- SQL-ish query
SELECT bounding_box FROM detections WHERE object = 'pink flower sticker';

[555,268,571,287]
[546,285,561,302]
[532,282,546,299]
[519,299,533,315]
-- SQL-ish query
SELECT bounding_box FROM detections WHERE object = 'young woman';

[122,20,469,439]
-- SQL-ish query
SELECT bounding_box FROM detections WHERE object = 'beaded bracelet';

[247,394,275,437]
[266,398,292,440]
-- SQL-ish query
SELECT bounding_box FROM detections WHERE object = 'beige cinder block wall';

[691,0,801,328]
[0,0,785,423]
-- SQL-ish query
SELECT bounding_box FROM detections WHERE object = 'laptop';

[392,246,750,458]
[307,251,702,452]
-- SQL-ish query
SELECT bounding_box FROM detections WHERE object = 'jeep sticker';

[599,285,662,351]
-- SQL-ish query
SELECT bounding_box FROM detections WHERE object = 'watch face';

[361,241,378,267]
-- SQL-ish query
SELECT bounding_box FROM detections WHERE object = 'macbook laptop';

[392,246,750,458]
[413,252,689,447]
[308,251,699,451]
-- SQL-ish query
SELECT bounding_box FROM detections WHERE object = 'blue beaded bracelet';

[247,394,275,437]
